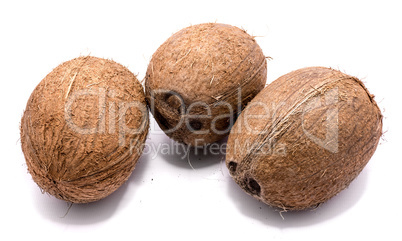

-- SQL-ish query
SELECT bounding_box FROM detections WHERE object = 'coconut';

[20,56,149,203]
[226,67,383,210]
[145,23,267,146]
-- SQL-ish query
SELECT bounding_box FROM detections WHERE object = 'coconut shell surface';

[226,67,383,210]
[20,56,149,203]
[145,23,267,146]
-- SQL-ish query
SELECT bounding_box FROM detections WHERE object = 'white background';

[1,0,401,240]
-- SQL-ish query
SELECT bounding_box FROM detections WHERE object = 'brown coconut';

[226,67,382,210]
[20,56,149,203]
[145,23,267,146]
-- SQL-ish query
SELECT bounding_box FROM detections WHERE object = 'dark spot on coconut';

[246,177,261,196]
[189,119,202,131]
[228,161,238,174]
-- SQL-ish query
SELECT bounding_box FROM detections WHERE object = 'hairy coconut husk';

[20,56,149,203]
[145,23,267,146]
[226,67,383,210]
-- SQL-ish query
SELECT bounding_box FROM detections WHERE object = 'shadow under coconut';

[158,134,228,170]
[227,168,369,227]
[33,146,152,225]
[33,182,127,225]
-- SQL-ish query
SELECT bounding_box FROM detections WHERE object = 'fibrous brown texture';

[145,23,267,146]
[226,67,383,210]
[20,56,149,203]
